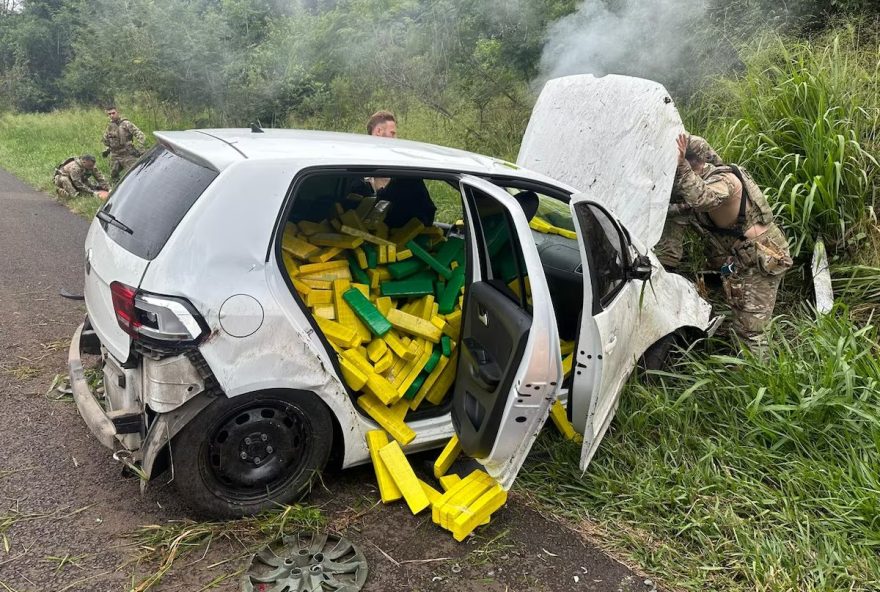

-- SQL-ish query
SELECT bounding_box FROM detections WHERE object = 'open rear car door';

[452,175,563,489]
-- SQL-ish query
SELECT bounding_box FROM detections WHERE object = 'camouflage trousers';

[655,215,690,269]
[720,225,792,344]
[722,265,783,343]
[109,152,139,183]
[53,174,78,199]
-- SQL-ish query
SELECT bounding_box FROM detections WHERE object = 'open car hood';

[517,74,682,249]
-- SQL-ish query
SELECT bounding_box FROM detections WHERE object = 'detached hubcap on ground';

[242,532,368,592]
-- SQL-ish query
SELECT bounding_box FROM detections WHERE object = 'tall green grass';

[687,25,880,259]
[831,263,880,307]
[519,304,880,591]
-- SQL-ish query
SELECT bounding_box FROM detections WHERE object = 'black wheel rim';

[201,399,312,503]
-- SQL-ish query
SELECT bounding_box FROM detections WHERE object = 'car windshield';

[100,146,218,260]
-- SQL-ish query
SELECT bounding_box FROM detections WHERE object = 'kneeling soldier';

[54,155,110,200]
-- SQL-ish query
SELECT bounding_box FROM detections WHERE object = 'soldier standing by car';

[102,106,146,183]
[53,154,110,200]
[672,133,792,349]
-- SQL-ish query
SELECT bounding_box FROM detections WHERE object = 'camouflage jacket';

[672,161,741,214]
[57,157,109,195]
[102,119,146,155]
[673,161,776,229]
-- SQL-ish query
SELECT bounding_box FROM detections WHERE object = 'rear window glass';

[100,146,218,260]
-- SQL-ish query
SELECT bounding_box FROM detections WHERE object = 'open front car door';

[567,198,659,471]
[452,175,563,490]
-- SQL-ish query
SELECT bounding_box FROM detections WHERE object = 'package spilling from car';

[279,196,582,539]
[68,73,714,541]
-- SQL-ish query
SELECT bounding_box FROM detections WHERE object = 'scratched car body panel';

[68,75,714,516]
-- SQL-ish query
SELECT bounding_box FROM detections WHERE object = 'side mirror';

[627,254,653,281]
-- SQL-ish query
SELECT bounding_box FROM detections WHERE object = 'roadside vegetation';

[0,0,878,590]
[520,304,880,591]
[688,24,880,260]
[128,505,324,591]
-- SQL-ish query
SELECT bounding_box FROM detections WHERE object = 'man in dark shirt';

[358,111,436,228]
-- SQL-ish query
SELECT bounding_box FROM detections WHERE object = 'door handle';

[462,337,501,390]
[477,305,488,326]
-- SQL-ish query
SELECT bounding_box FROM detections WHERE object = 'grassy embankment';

[0,24,877,592]
[0,102,480,222]
[0,106,192,218]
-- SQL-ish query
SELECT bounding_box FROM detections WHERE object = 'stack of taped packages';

[282,197,585,541]
[281,198,507,540]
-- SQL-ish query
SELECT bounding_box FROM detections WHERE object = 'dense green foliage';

[520,305,880,591]
[2,0,877,135]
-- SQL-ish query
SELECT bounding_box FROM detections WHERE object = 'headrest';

[513,190,539,221]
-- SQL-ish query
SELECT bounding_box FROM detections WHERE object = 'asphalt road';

[0,168,651,591]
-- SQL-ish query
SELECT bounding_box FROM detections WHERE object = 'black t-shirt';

[350,177,436,229]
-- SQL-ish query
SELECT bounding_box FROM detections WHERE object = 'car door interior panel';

[452,281,531,459]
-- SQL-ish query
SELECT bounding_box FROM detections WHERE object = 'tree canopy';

[0,0,874,126]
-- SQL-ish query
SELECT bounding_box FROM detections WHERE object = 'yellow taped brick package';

[365,430,403,503]
[433,434,461,479]
[549,400,583,443]
[419,479,444,506]
[387,308,442,343]
[438,473,461,491]
[281,205,495,541]
[356,394,415,445]
[378,441,430,514]
[430,469,507,540]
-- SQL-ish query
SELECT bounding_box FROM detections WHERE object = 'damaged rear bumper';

[69,319,217,481]
[68,322,119,450]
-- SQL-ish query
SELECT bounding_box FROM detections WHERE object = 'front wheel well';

[638,327,703,372]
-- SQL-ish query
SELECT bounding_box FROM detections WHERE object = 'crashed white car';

[69,75,713,517]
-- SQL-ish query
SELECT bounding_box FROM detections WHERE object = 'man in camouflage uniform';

[102,106,145,183]
[671,133,792,346]
[53,155,109,200]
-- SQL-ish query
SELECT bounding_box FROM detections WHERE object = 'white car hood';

[517,74,682,249]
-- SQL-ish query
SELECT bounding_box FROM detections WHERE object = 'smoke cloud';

[537,0,722,94]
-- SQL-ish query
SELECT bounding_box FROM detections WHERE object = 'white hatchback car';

[69,75,714,517]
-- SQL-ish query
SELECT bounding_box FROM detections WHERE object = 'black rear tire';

[172,390,333,518]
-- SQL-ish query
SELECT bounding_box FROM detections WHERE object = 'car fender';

[198,298,369,468]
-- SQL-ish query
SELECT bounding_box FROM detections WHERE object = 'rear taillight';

[110,281,140,337]
[110,281,205,343]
